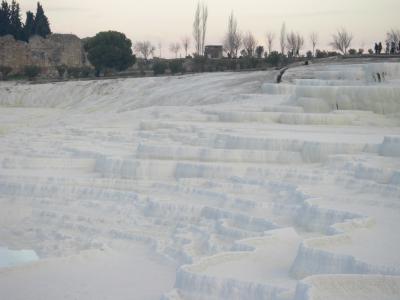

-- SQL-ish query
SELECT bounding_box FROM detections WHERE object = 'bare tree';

[310,32,318,56]
[201,3,208,55]
[330,28,353,54]
[181,36,191,57]
[280,22,286,54]
[170,42,181,58]
[158,41,162,58]
[296,33,304,56]
[223,11,242,57]
[193,1,208,55]
[134,41,155,60]
[386,28,400,45]
[243,31,257,56]
[266,32,275,55]
[193,2,201,55]
[286,31,304,57]
[286,32,295,56]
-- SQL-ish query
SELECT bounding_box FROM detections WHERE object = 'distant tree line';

[0,0,51,41]
[2,0,399,81]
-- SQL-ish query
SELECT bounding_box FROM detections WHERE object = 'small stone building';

[204,45,223,59]
[0,34,89,74]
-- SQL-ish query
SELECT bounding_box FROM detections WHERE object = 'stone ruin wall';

[0,33,89,74]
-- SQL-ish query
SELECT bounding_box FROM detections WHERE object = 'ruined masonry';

[0,34,89,73]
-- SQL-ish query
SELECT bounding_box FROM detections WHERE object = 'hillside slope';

[0,63,399,300]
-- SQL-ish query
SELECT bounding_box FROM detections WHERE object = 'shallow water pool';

[0,247,39,268]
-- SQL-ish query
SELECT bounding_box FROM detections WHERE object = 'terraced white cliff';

[0,61,399,300]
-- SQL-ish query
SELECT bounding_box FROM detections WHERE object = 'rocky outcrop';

[0,34,89,74]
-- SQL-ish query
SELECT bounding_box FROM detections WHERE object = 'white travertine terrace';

[0,62,399,300]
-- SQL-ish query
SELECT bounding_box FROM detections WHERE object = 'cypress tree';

[34,2,51,37]
[23,10,34,41]
[0,0,11,36]
[9,0,23,40]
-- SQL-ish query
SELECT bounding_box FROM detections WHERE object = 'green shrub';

[239,57,258,69]
[152,60,168,75]
[80,66,93,78]
[136,59,146,76]
[215,59,230,72]
[56,65,67,78]
[206,64,216,72]
[315,49,326,58]
[238,57,259,69]
[169,59,184,74]
[67,67,81,78]
[192,55,207,72]
[327,51,339,57]
[265,51,281,67]
[0,66,12,80]
[250,57,259,68]
[65,66,93,78]
[315,50,339,58]
[227,59,238,70]
[348,48,357,55]
[24,65,41,80]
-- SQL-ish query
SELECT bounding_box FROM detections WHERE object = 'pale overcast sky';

[18,0,400,56]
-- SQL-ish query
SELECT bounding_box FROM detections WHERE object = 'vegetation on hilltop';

[0,1,51,41]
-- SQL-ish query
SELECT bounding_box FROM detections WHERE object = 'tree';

[158,41,162,58]
[23,11,34,41]
[169,42,181,58]
[266,51,281,67]
[193,2,201,55]
[386,29,400,45]
[134,41,155,60]
[242,31,257,56]
[201,3,208,55]
[193,1,207,55]
[280,22,286,54]
[0,1,52,41]
[330,28,353,54]
[297,34,304,56]
[181,36,190,57]
[286,31,304,57]
[9,0,22,40]
[255,45,264,58]
[266,32,274,55]
[0,0,11,36]
[286,31,296,56]
[34,2,51,37]
[223,11,242,58]
[310,32,318,57]
[85,31,136,75]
